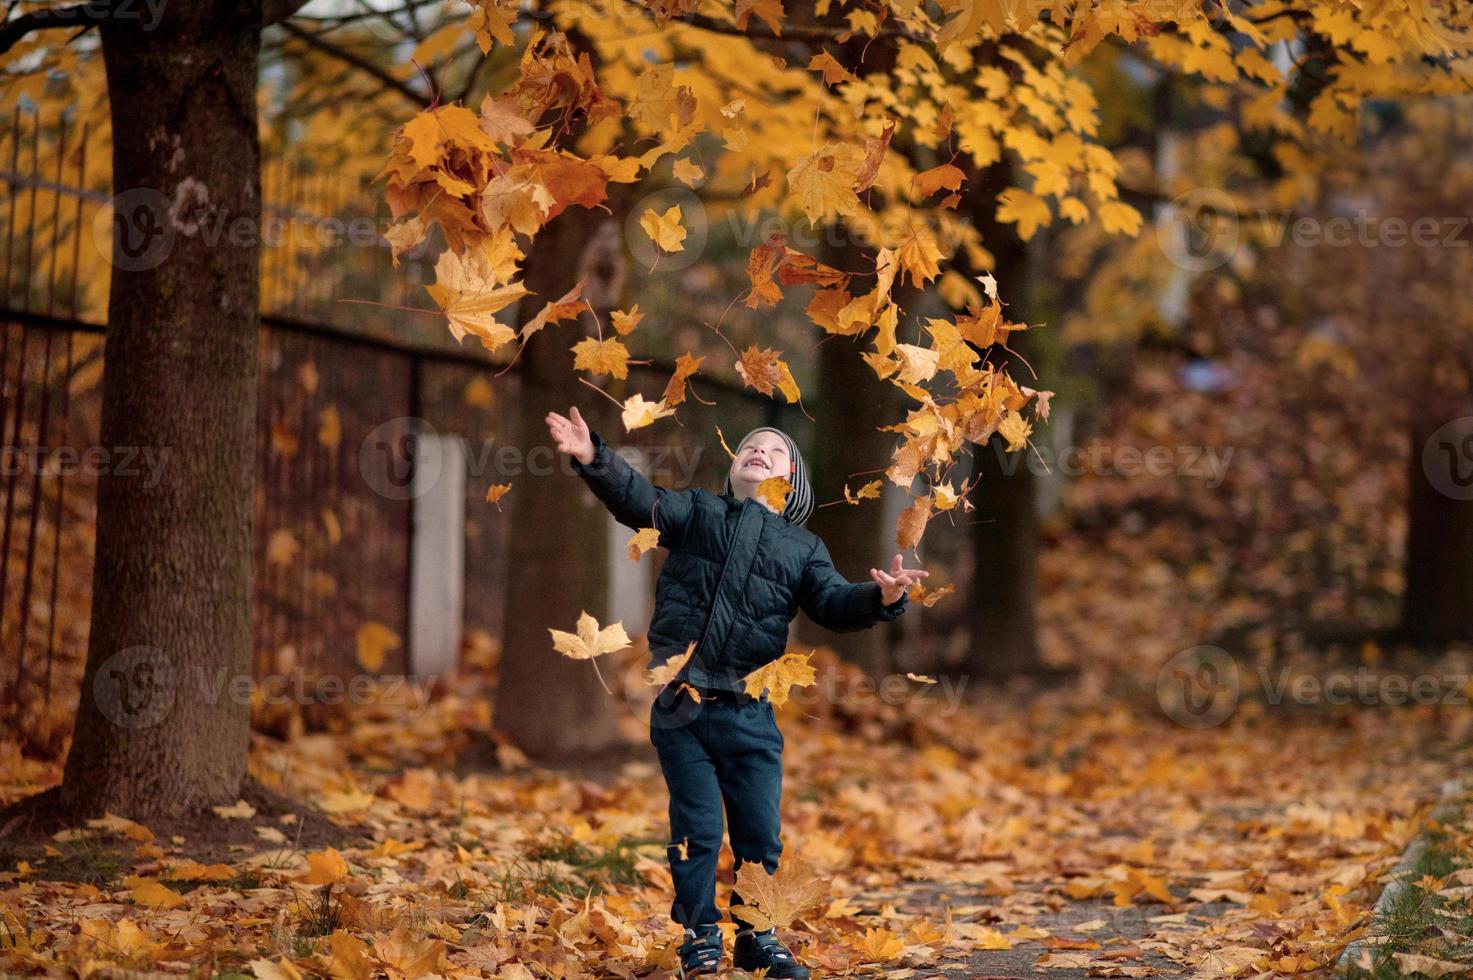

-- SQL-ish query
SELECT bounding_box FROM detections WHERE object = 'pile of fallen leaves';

[2,641,1469,978]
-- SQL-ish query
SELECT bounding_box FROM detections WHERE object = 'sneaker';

[676,927,724,978]
[732,928,810,979]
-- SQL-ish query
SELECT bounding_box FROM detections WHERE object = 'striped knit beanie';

[721,425,815,527]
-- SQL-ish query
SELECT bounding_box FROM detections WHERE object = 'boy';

[546,406,927,978]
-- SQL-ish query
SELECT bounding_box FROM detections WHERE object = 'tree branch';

[0,0,108,56]
[274,19,427,107]
[263,0,316,27]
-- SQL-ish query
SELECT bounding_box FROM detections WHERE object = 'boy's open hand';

[546,406,595,466]
[871,554,929,605]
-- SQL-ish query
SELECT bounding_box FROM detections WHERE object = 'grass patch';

[1345,798,1473,979]
[33,834,127,887]
[483,835,661,904]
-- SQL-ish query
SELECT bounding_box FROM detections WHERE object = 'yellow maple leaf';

[266,529,298,568]
[996,187,1053,241]
[735,344,801,403]
[484,483,512,506]
[998,409,1033,451]
[897,226,943,288]
[897,496,933,550]
[787,143,862,223]
[318,406,341,450]
[550,611,632,660]
[640,205,687,253]
[621,393,676,431]
[1098,199,1143,236]
[127,877,185,910]
[250,958,305,980]
[742,650,816,706]
[856,927,905,961]
[627,526,660,560]
[735,0,784,34]
[212,799,256,819]
[298,847,350,886]
[672,158,705,187]
[425,248,528,353]
[571,336,631,379]
[844,479,884,504]
[611,305,644,335]
[646,642,696,687]
[323,931,374,980]
[731,854,832,930]
[355,622,400,673]
[756,476,793,513]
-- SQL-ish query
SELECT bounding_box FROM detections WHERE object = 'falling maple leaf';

[907,580,954,604]
[905,672,938,685]
[756,476,793,513]
[732,854,832,930]
[485,483,512,507]
[621,393,676,431]
[646,642,695,687]
[843,479,884,504]
[549,611,631,660]
[610,305,644,335]
[571,336,631,379]
[896,496,933,550]
[662,351,705,406]
[425,248,529,354]
[742,650,816,706]
[787,143,863,223]
[355,622,401,673]
[640,205,687,253]
[736,344,801,403]
[517,276,587,342]
[627,526,660,560]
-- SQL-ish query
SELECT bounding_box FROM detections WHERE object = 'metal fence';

[0,106,803,754]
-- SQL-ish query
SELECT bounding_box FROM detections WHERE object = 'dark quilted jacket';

[571,429,909,692]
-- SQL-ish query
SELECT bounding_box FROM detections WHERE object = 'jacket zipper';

[691,500,757,679]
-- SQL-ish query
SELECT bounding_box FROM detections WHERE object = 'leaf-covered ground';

[2,641,1468,979]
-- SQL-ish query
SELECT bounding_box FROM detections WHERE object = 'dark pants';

[649,683,785,931]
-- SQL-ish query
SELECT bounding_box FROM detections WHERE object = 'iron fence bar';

[0,112,42,644]
[12,117,67,707]
[45,122,85,710]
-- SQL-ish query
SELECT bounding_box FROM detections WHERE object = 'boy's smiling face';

[729,431,793,507]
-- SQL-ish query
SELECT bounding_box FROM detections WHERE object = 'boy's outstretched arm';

[546,406,695,544]
[798,540,927,633]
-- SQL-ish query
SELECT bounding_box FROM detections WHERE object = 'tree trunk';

[59,2,263,818]
[1399,407,1473,646]
[798,237,905,677]
[965,159,1042,680]
[493,202,629,759]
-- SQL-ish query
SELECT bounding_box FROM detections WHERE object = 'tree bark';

[1399,406,1473,646]
[59,1,263,818]
[492,200,630,759]
[798,229,911,676]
